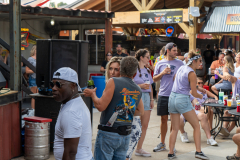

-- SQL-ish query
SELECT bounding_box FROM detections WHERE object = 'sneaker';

[219,127,230,137]
[174,148,177,153]
[135,149,151,157]
[180,132,190,143]
[195,151,209,160]
[153,142,166,152]
[226,154,240,160]
[207,137,218,146]
[168,153,176,159]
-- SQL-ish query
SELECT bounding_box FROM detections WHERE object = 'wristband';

[151,99,154,101]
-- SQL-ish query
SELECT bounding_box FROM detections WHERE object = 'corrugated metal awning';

[0,3,114,19]
[200,1,240,33]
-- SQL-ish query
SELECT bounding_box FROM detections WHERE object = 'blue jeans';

[94,130,131,160]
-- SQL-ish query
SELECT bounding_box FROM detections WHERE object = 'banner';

[226,14,240,25]
[140,9,183,24]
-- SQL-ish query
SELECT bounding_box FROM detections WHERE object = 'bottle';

[87,80,95,89]
[236,94,239,100]
[208,68,211,75]
[232,97,237,106]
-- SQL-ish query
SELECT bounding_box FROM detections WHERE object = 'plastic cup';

[219,92,224,101]
[145,80,150,84]
[227,99,232,107]
[223,95,228,106]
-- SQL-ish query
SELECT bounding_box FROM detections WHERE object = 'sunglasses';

[107,54,112,56]
[50,81,66,88]
[198,82,203,84]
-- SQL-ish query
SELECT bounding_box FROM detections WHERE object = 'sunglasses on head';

[50,81,66,88]
[198,82,203,84]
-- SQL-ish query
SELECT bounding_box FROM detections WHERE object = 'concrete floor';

[13,102,237,160]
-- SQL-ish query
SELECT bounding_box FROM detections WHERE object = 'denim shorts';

[29,76,37,88]
[168,92,194,114]
[94,130,130,160]
[142,92,151,110]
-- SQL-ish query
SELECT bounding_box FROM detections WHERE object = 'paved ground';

[13,102,237,160]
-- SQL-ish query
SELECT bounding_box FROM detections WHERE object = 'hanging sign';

[140,8,183,24]
[226,14,240,25]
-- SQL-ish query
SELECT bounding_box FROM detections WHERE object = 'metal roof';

[63,0,84,9]
[200,1,240,33]
[0,3,114,19]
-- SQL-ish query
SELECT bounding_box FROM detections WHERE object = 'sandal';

[226,154,240,160]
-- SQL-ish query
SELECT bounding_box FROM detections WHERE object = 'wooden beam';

[82,0,105,9]
[204,0,235,2]
[113,11,140,24]
[120,4,136,11]
[178,23,190,35]
[197,0,204,8]
[122,27,131,35]
[145,0,159,10]
[142,0,147,10]
[130,0,142,11]
[113,1,133,12]
[112,0,128,9]
[105,0,111,11]
[93,0,117,10]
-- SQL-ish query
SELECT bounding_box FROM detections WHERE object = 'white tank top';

[234,63,240,78]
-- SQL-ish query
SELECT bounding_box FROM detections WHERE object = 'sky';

[45,0,77,6]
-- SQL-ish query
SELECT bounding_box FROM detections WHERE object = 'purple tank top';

[172,65,194,95]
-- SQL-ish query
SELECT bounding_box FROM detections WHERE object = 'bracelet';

[151,99,154,101]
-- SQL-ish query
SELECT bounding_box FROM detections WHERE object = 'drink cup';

[237,100,240,112]
[227,99,232,107]
[195,102,201,110]
[219,92,224,101]
[145,80,150,84]
[215,74,218,79]
[223,95,228,106]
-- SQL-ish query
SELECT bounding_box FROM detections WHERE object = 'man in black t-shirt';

[214,44,221,60]
[203,44,215,70]
[112,44,128,57]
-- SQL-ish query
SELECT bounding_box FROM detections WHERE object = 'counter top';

[0,88,20,106]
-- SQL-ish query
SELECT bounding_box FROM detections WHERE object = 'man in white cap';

[51,67,93,160]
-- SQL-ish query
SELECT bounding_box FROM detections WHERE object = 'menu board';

[140,8,183,24]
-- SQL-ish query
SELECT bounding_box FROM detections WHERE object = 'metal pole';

[96,29,98,64]
[9,0,21,93]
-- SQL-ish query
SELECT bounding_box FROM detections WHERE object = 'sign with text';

[140,9,183,24]
[226,14,240,25]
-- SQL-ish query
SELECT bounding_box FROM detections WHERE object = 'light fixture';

[50,18,55,26]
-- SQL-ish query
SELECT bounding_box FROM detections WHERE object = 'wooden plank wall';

[0,102,21,160]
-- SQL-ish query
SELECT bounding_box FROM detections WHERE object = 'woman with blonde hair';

[26,45,37,109]
[211,55,235,95]
[105,57,122,83]
[234,53,240,79]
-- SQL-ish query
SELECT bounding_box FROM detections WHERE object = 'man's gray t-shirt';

[100,77,142,128]
[28,57,36,79]
[154,59,184,97]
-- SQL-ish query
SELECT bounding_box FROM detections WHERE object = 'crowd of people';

[48,42,240,160]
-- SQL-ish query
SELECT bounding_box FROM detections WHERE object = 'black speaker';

[36,39,89,90]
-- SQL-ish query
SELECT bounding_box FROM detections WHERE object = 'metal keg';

[24,121,50,160]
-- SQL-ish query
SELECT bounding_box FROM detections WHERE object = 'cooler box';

[89,73,103,80]
[92,76,106,98]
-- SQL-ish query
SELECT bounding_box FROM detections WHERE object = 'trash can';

[23,116,52,160]
[92,76,106,98]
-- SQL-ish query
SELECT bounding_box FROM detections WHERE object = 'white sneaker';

[180,132,190,143]
[207,137,218,146]
[135,149,151,157]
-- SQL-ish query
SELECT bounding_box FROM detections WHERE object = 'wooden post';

[105,0,112,54]
[189,0,197,51]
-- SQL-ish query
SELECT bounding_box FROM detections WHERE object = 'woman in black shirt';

[100,52,112,72]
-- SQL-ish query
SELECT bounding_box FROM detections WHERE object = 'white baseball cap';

[52,67,82,92]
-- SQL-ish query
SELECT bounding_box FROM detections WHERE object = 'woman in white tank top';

[234,53,240,79]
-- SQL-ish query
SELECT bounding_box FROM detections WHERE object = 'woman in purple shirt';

[168,51,209,160]
[133,49,154,157]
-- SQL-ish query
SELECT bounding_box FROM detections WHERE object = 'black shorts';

[157,95,169,116]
